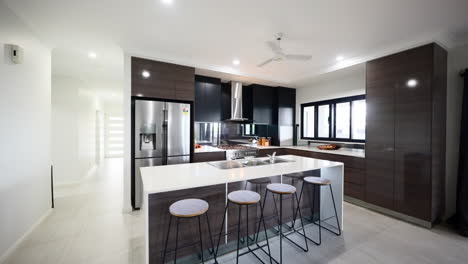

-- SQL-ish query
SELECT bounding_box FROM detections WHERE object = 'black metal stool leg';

[162,215,173,264]
[205,214,217,258]
[174,217,180,264]
[215,202,229,258]
[279,193,283,264]
[198,216,205,263]
[329,185,341,236]
[294,192,309,252]
[291,180,306,228]
[236,205,242,264]
[317,185,322,245]
[259,197,274,264]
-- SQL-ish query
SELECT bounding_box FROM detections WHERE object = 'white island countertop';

[141,155,343,195]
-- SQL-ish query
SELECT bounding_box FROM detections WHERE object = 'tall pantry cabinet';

[365,43,447,226]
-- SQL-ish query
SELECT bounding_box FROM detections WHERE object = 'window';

[318,105,330,137]
[303,106,315,138]
[301,95,366,142]
[105,114,124,158]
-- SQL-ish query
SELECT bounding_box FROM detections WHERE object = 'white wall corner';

[122,53,133,213]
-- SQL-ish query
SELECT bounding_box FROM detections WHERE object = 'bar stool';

[245,178,281,236]
[162,199,216,264]
[260,183,309,264]
[215,190,273,264]
[294,177,341,246]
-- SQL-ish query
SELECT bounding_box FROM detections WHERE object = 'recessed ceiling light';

[136,93,144,97]
[232,59,240,66]
[336,56,344,62]
[162,0,173,4]
[141,70,151,79]
[407,79,418,88]
[88,51,97,59]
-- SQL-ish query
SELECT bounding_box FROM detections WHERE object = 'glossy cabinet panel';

[131,57,195,101]
[194,76,222,122]
[365,43,447,223]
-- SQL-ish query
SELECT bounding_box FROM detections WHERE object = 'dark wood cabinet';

[365,53,397,210]
[131,57,195,101]
[282,148,366,201]
[221,82,231,120]
[194,76,222,122]
[272,87,296,146]
[365,43,447,224]
[242,85,253,121]
[257,148,288,157]
[252,85,275,124]
[192,151,226,163]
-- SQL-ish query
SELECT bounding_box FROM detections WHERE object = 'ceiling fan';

[258,33,312,67]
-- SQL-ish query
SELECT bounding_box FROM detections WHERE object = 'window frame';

[300,95,366,143]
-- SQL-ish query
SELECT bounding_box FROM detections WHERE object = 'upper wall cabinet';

[365,43,447,225]
[194,75,222,122]
[131,57,195,101]
[252,84,275,124]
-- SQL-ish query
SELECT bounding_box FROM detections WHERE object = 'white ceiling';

[5,0,468,89]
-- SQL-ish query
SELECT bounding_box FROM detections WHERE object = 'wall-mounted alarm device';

[11,45,23,64]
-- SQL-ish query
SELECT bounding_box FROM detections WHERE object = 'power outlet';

[11,45,23,64]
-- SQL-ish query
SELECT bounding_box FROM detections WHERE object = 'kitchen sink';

[239,159,269,167]
[208,160,244,170]
[208,157,294,170]
[260,157,295,164]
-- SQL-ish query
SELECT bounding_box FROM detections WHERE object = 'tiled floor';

[4,158,468,264]
[4,158,145,264]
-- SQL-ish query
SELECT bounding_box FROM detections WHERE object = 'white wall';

[445,43,468,218]
[51,76,101,185]
[295,63,366,144]
[123,54,132,212]
[0,1,52,260]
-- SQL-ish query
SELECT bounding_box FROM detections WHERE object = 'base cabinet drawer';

[257,148,288,157]
[344,167,365,185]
[344,182,365,201]
[192,152,226,163]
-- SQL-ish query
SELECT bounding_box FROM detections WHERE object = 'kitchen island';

[141,155,344,264]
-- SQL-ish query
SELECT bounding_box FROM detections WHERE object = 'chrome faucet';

[267,152,276,163]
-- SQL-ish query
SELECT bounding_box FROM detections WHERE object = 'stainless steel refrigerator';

[133,99,191,209]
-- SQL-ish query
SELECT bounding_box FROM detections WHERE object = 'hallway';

[4,158,144,264]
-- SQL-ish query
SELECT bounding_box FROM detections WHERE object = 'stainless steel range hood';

[227,81,249,121]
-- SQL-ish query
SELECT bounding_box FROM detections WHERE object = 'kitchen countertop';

[194,143,365,158]
[141,155,343,194]
[240,143,365,158]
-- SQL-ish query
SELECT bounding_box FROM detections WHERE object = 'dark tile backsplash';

[220,122,271,143]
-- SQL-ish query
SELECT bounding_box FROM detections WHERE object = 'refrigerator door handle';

[162,109,168,164]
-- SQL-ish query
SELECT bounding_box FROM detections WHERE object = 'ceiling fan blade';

[267,41,281,52]
[285,54,312,61]
[257,58,274,67]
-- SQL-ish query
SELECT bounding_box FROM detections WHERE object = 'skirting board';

[344,196,432,228]
[0,208,53,263]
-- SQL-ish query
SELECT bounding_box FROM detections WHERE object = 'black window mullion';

[314,104,318,138]
[332,103,336,139]
[350,100,354,139]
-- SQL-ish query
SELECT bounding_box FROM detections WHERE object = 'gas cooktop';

[215,145,255,150]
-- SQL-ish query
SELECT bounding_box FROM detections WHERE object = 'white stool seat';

[169,199,209,217]
[228,190,261,205]
[267,183,296,194]
[304,177,331,185]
